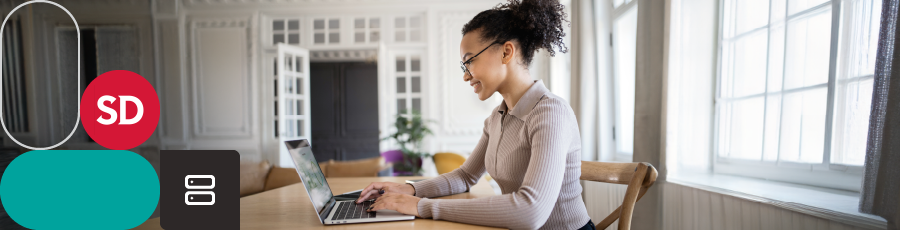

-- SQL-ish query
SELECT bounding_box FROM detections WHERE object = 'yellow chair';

[433,152,467,175]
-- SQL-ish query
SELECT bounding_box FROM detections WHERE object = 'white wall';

[0,0,566,167]
[148,0,536,165]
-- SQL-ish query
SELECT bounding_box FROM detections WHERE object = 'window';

[273,56,279,137]
[395,54,422,116]
[611,0,635,9]
[272,18,301,45]
[831,0,881,166]
[272,53,308,138]
[715,0,882,190]
[394,16,422,42]
[611,1,637,162]
[313,18,340,45]
[666,0,716,174]
[354,17,380,44]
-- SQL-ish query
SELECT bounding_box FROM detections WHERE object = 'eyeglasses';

[460,42,502,77]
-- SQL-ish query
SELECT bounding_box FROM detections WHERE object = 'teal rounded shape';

[1,150,159,229]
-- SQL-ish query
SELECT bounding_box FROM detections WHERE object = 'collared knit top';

[412,80,591,230]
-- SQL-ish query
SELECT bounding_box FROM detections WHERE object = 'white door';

[276,44,311,167]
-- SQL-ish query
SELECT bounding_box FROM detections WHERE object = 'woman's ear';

[501,41,515,65]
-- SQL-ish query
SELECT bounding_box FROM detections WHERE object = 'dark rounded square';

[160,150,239,230]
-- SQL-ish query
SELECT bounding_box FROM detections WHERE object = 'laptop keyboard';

[331,201,376,220]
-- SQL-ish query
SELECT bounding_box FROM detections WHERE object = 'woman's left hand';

[367,193,421,217]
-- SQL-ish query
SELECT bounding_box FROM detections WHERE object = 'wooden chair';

[260,157,391,193]
[322,156,391,177]
[580,161,658,230]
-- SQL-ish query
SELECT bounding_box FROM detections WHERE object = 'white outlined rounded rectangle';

[185,175,215,189]
[185,191,216,205]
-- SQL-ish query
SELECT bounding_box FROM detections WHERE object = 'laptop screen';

[285,139,334,214]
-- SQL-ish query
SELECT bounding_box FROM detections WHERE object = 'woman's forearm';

[410,166,483,198]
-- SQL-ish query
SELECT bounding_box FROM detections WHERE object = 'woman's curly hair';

[462,0,569,67]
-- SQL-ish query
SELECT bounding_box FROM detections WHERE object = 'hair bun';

[462,0,568,67]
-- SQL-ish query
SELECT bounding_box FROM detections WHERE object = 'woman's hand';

[355,182,416,203]
[367,193,421,217]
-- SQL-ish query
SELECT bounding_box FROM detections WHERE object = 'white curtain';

[570,0,599,162]
[664,0,716,176]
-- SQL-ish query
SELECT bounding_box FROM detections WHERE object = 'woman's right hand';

[356,182,415,203]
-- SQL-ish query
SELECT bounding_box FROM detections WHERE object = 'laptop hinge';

[319,198,337,222]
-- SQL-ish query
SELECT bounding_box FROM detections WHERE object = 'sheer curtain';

[57,26,138,144]
[570,0,598,162]
[859,0,900,228]
[665,0,716,176]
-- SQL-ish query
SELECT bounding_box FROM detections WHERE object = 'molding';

[189,16,254,139]
[437,11,491,137]
[155,19,190,143]
[309,49,376,62]
[192,18,249,28]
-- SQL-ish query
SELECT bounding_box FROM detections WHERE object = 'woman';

[356,0,592,229]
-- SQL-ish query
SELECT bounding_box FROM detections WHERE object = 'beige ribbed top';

[412,80,590,230]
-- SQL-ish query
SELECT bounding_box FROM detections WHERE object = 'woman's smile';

[470,79,482,93]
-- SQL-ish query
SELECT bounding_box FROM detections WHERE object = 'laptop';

[284,139,416,225]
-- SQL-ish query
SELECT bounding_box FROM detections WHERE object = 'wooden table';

[132,176,503,229]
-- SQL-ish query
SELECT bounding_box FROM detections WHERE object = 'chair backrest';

[580,161,658,230]
[324,157,388,177]
[264,166,302,191]
[433,152,466,174]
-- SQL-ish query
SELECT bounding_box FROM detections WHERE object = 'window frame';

[311,17,341,45]
[610,0,638,163]
[268,18,302,46]
[391,51,425,118]
[352,16,381,44]
[713,0,866,192]
[392,15,424,43]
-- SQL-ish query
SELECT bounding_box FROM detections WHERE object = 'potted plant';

[383,110,433,176]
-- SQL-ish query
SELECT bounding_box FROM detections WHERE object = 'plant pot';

[392,157,422,176]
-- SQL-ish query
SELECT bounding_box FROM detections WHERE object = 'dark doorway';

[309,62,380,162]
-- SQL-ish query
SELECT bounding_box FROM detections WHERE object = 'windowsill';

[668,171,887,229]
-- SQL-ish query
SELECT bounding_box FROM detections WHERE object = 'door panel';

[344,64,379,135]
[310,62,379,162]
[276,44,311,167]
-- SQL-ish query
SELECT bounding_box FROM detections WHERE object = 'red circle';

[80,70,160,150]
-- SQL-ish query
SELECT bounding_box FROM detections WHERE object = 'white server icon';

[185,175,215,205]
